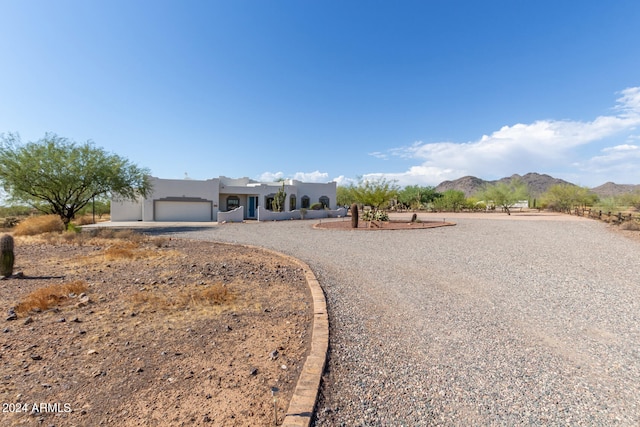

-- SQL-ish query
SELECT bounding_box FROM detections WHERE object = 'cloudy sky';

[1,1,639,188]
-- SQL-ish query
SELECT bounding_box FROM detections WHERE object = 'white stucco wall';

[217,206,244,223]
[289,180,337,210]
[143,177,219,221]
[110,198,143,221]
[110,176,338,222]
[257,206,346,221]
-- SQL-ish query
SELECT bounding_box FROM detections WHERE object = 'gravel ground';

[146,214,640,426]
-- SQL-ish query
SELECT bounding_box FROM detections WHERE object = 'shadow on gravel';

[138,226,218,235]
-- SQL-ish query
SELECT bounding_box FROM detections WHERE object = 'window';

[319,196,330,209]
[301,195,310,209]
[226,196,240,211]
[289,195,297,211]
[265,195,275,211]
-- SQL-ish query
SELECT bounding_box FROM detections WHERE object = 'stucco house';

[110,176,340,222]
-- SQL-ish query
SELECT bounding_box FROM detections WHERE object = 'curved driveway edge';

[233,243,328,427]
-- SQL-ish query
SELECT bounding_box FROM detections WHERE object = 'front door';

[248,196,258,219]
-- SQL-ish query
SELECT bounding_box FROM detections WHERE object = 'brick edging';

[232,243,328,427]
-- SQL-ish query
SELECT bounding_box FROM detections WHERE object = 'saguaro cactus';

[0,234,15,278]
[351,203,359,228]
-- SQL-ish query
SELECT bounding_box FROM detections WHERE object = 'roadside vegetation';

[0,132,149,227]
[335,178,640,229]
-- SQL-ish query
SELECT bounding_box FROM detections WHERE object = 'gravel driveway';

[150,213,640,426]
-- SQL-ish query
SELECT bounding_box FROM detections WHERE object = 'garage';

[154,198,212,221]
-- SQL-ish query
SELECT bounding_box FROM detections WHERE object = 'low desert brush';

[15,280,88,316]
[73,214,95,226]
[130,284,234,311]
[13,215,65,236]
[620,220,640,231]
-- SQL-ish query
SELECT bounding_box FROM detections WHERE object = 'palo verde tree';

[477,178,529,215]
[397,185,440,210]
[540,184,598,212]
[349,177,399,211]
[432,189,466,212]
[0,133,151,226]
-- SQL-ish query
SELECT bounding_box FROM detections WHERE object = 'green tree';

[349,177,399,211]
[477,178,529,215]
[432,189,466,212]
[0,133,151,226]
[336,185,355,207]
[616,191,640,211]
[541,184,598,212]
[77,196,111,219]
[397,185,440,210]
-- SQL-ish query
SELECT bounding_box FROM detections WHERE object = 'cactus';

[351,203,359,228]
[0,234,14,278]
[271,182,287,212]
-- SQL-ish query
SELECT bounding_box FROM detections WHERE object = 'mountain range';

[434,173,640,198]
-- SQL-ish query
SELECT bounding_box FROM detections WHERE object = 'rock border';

[222,242,328,427]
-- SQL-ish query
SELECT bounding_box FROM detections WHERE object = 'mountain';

[435,173,572,197]
[590,182,640,198]
[434,176,486,197]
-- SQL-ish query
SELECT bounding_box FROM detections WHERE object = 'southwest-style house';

[110,176,341,222]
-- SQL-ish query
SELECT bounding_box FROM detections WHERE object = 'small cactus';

[351,203,359,228]
[0,234,14,278]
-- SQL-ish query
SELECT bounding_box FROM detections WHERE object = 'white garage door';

[155,201,212,221]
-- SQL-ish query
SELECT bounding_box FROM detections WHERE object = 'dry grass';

[13,215,65,236]
[15,280,88,316]
[74,214,96,226]
[130,284,235,311]
[620,220,640,231]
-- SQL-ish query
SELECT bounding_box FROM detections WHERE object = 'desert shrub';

[85,228,117,239]
[620,220,640,231]
[310,203,324,210]
[104,242,142,260]
[0,205,33,218]
[374,210,389,221]
[361,209,388,221]
[113,229,146,242]
[13,215,65,236]
[15,281,88,316]
[60,230,81,243]
[2,217,21,228]
[151,237,169,248]
[74,214,96,226]
[130,284,234,310]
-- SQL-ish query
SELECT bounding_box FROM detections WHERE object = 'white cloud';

[332,175,358,186]
[369,87,640,187]
[292,170,330,182]
[257,171,284,182]
[257,170,332,183]
[602,144,639,153]
[368,151,388,160]
[585,144,640,168]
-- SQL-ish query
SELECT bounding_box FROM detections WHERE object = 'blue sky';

[1,1,639,188]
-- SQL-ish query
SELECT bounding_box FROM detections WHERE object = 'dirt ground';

[1,212,636,426]
[0,232,312,426]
